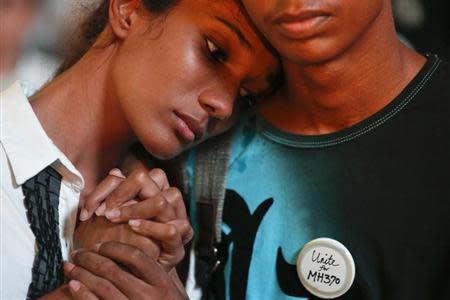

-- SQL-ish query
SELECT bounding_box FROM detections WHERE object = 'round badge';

[296,238,355,299]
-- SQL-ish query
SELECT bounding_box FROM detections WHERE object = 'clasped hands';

[44,166,193,299]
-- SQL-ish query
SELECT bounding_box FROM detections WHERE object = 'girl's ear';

[108,0,141,39]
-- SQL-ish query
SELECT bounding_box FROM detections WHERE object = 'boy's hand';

[74,217,161,261]
[65,242,188,300]
[38,285,72,300]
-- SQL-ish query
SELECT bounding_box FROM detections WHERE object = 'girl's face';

[241,0,386,64]
[111,0,279,159]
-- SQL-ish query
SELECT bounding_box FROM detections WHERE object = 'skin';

[242,0,426,135]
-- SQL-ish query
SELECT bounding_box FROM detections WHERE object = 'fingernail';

[64,262,75,272]
[158,258,170,265]
[105,208,120,220]
[109,168,126,179]
[79,209,89,221]
[69,280,81,292]
[129,219,141,227]
[95,203,106,216]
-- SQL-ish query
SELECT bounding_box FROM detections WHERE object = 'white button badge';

[296,238,355,299]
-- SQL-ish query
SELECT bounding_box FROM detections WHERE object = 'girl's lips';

[173,111,207,143]
[174,113,196,143]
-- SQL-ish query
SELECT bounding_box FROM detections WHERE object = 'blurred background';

[1,0,449,95]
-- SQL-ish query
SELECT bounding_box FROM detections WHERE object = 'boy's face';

[242,0,388,65]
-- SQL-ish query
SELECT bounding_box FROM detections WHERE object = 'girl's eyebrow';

[214,16,254,51]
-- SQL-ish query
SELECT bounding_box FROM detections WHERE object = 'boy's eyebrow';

[214,16,253,51]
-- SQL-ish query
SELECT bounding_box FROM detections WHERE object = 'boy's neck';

[259,16,426,136]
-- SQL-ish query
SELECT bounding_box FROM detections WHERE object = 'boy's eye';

[206,38,228,63]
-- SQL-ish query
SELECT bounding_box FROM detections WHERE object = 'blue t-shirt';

[188,55,450,300]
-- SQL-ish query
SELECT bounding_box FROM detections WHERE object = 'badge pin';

[296,238,355,299]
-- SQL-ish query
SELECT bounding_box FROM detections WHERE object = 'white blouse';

[1,82,84,299]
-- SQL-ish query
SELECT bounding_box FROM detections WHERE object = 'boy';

[188,0,449,299]
[81,0,449,299]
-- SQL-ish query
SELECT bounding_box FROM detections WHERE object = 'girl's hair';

[55,0,180,75]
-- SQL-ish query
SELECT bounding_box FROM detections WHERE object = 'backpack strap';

[194,130,234,287]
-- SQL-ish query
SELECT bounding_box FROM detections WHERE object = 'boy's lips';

[273,10,331,39]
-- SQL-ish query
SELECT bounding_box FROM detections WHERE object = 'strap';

[194,130,234,287]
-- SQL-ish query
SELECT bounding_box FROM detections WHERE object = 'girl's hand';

[80,166,168,221]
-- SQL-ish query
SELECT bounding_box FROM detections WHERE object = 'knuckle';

[186,227,194,243]
[153,196,168,213]
[100,241,119,254]
[129,247,145,262]
[175,247,185,263]
[179,220,192,233]
[141,239,160,258]
[180,221,194,242]
[97,260,116,275]
[165,224,179,241]
[100,241,114,250]
[149,168,168,182]
[167,187,182,201]
[133,169,150,184]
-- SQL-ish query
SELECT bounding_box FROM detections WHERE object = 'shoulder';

[409,57,450,113]
[426,58,450,96]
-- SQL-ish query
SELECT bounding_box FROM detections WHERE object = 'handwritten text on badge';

[296,238,355,299]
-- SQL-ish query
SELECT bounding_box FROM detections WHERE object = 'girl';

[0,0,280,298]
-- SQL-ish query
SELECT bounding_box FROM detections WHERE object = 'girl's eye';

[206,38,227,63]
[238,87,257,107]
